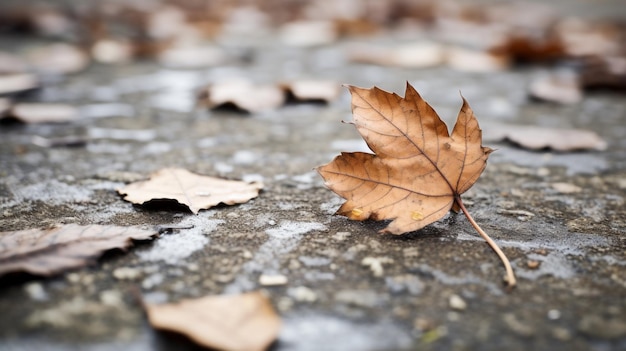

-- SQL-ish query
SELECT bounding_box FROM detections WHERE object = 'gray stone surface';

[1,1,625,351]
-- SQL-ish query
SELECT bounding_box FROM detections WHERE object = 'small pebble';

[551,182,582,194]
[414,318,436,332]
[113,267,142,280]
[259,274,288,286]
[547,309,561,320]
[332,231,351,241]
[99,290,123,307]
[552,327,572,341]
[288,286,317,302]
[527,260,541,269]
[537,168,550,177]
[361,256,393,277]
[24,282,48,301]
[449,294,467,311]
[277,297,294,312]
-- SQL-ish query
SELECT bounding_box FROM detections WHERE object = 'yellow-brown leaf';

[317,83,492,234]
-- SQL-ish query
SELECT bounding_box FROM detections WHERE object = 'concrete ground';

[1,1,625,351]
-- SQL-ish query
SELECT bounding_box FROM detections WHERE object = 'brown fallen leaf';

[118,168,263,214]
[529,72,582,105]
[317,83,516,287]
[580,55,626,90]
[281,80,341,103]
[0,224,157,277]
[145,291,281,351]
[198,79,285,113]
[484,124,607,151]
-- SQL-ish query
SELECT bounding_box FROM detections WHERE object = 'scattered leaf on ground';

[556,18,623,58]
[484,124,607,151]
[529,72,582,104]
[0,224,158,277]
[279,20,338,47]
[0,73,39,95]
[551,182,582,194]
[580,55,626,90]
[9,103,78,123]
[91,39,134,64]
[318,83,492,234]
[348,42,445,68]
[445,47,510,72]
[198,79,285,113]
[26,43,90,75]
[317,83,516,286]
[0,98,11,117]
[118,168,263,214]
[281,80,341,103]
[145,291,281,351]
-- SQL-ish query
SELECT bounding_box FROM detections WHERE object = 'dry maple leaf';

[317,82,516,287]
[118,168,263,214]
[145,291,281,351]
[0,224,157,277]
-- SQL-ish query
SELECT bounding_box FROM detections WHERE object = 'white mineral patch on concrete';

[19,179,92,204]
[224,221,327,293]
[138,215,223,265]
[320,196,343,215]
[515,252,576,280]
[279,313,412,351]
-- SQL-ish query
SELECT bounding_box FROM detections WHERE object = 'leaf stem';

[455,196,517,288]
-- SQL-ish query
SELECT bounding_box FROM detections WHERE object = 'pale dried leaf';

[118,168,263,214]
[348,42,445,68]
[0,224,157,277]
[281,80,340,103]
[279,20,338,47]
[317,83,492,234]
[145,291,281,351]
[0,98,11,117]
[445,47,510,72]
[10,103,79,123]
[0,74,39,95]
[27,43,90,75]
[199,79,285,113]
[92,39,134,64]
[529,73,582,104]
[484,124,607,151]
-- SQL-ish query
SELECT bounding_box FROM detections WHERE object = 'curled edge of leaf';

[0,224,158,277]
